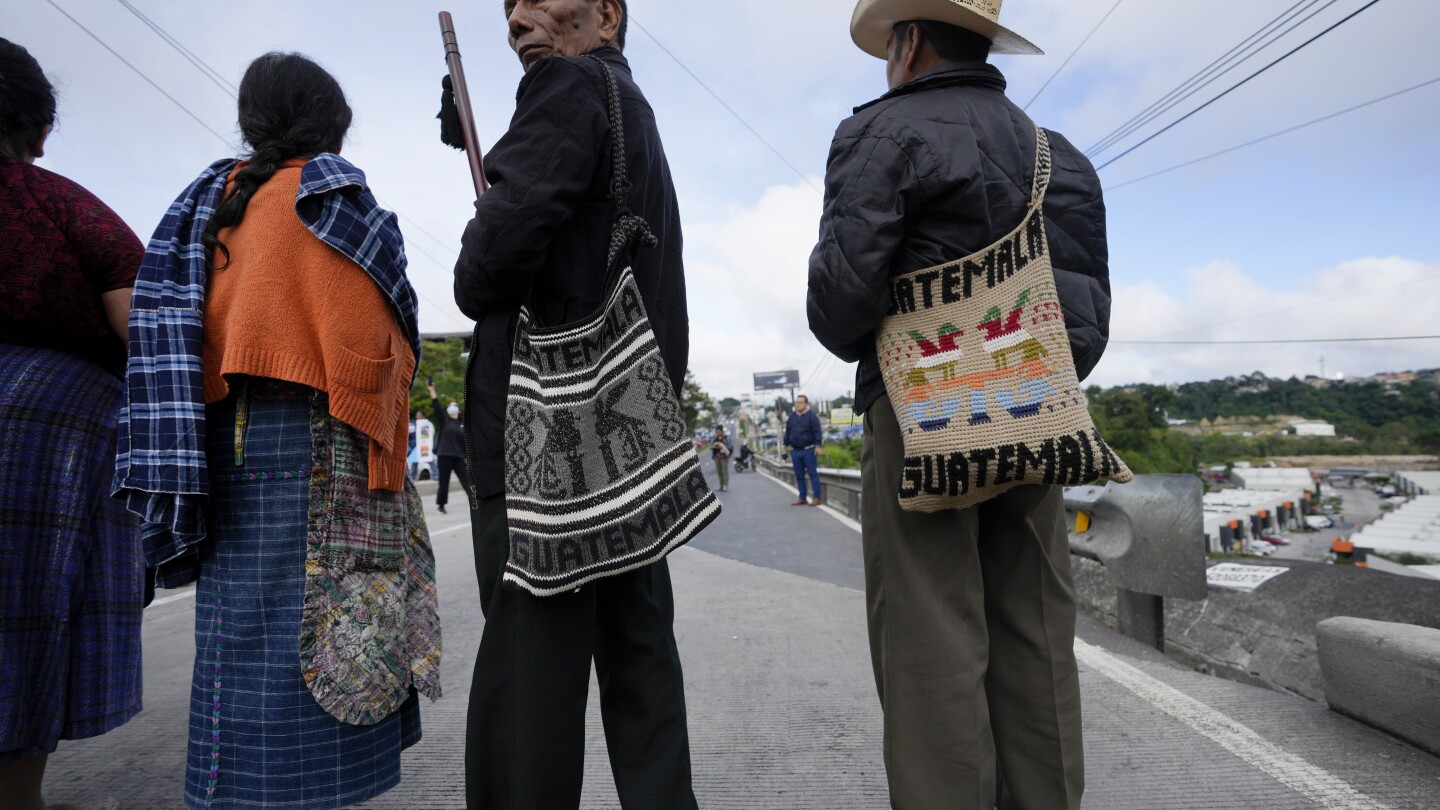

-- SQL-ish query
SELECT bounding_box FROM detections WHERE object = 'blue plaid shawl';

[115,154,421,587]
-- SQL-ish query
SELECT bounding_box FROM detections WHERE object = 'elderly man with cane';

[444,1,698,808]
[807,0,1112,807]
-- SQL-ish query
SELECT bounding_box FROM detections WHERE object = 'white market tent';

[1351,496,1440,560]
[1396,471,1440,496]
[1202,489,1303,552]
[1232,467,1317,492]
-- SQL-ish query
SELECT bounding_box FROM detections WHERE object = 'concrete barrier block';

[1317,617,1440,755]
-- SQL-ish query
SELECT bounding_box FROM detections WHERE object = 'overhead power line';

[1114,336,1440,346]
[1095,0,1385,172]
[1024,0,1125,111]
[1087,0,1334,157]
[110,0,464,262]
[1154,274,1440,339]
[116,0,238,97]
[46,0,236,149]
[52,0,467,329]
[1107,75,1440,191]
[630,17,821,194]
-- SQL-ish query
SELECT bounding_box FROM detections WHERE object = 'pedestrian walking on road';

[0,38,146,809]
[428,380,470,513]
[784,395,824,505]
[808,2,1111,807]
[711,425,733,492]
[451,1,700,806]
[114,52,441,810]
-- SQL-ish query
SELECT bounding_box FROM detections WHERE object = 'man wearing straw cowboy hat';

[808,1,1111,807]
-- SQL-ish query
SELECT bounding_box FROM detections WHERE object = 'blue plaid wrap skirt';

[186,384,420,810]
[0,345,144,765]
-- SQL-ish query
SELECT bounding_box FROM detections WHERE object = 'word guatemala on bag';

[902,428,1125,499]
[889,213,1046,313]
[505,270,721,598]
[878,125,1131,513]
[528,284,646,375]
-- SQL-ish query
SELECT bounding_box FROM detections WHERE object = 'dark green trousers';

[862,396,1084,810]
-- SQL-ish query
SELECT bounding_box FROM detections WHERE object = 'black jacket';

[454,48,688,497]
[431,400,466,459]
[807,62,1110,415]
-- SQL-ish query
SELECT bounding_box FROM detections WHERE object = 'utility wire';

[1087,0,1329,156]
[1107,75,1440,191]
[54,0,467,330]
[1024,0,1125,111]
[46,0,236,149]
[1114,336,1440,346]
[1096,0,1385,171]
[116,0,237,96]
[1156,274,1440,339]
[106,0,469,296]
[111,0,465,262]
[630,17,821,193]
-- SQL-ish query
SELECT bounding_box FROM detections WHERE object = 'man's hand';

[427,381,438,399]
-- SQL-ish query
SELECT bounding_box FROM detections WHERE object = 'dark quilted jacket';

[807,61,1110,415]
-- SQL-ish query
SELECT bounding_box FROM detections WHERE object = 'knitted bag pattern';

[501,56,720,597]
[877,126,1132,513]
[300,394,442,724]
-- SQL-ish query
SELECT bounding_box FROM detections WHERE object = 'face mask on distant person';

[447,404,461,418]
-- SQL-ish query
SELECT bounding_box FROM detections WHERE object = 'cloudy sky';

[9,0,1440,399]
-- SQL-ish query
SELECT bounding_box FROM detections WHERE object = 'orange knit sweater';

[203,160,413,492]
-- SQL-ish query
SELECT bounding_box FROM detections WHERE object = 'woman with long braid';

[115,52,441,809]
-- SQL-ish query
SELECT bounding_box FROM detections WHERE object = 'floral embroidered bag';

[877,125,1132,513]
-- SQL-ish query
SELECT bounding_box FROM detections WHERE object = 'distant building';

[1233,467,1317,493]
[1289,419,1336,438]
[1202,489,1308,553]
[1396,471,1440,497]
[1350,496,1440,566]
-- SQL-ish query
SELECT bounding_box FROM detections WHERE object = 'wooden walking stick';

[439,11,489,198]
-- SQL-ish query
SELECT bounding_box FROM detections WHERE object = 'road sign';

[1206,563,1289,592]
[754,370,800,391]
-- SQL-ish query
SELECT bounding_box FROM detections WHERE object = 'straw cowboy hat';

[851,0,1044,59]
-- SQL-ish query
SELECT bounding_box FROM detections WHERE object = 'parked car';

[1305,515,1334,531]
[1260,534,1291,547]
[1247,542,1276,556]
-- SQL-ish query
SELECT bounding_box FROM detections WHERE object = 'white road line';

[757,467,863,533]
[1074,638,1392,810]
[430,521,473,538]
[149,588,196,608]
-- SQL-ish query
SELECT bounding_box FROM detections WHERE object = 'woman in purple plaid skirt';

[0,38,146,809]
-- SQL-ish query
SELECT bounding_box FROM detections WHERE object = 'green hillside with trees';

[1088,372,1440,474]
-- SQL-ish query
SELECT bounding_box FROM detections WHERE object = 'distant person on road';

[785,395,824,505]
[807,1,1110,807]
[427,380,470,513]
[113,52,440,809]
[450,0,698,806]
[711,424,733,492]
[0,38,145,809]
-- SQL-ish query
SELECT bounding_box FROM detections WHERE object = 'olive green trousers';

[861,395,1084,810]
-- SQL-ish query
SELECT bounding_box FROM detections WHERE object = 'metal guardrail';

[753,453,862,519]
[1065,476,1207,650]
[754,453,1207,650]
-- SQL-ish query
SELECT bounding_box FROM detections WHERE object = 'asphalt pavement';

[39,465,1440,809]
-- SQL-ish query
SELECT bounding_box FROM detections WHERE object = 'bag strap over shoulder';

[587,54,657,275]
[1029,123,1053,208]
